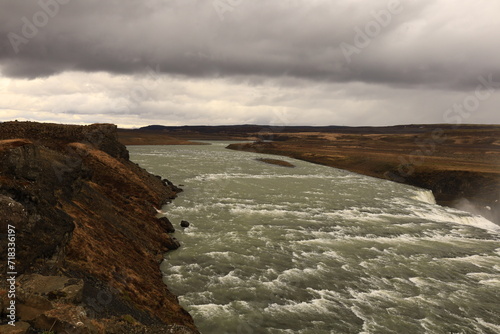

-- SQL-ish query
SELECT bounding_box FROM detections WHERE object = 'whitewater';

[129,142,500,334]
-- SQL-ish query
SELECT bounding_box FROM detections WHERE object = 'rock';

[158,217,175,233]
[18,274,84,304]
[0,321,30,334]
[180,220,190,228]
[16,292,53,322]
[102,321,200,334]
[0,122,199,333]
[34,304,97,334]
[162,179,183,192]
[0,195,28,228]
[17,302,51,322]
[166,324,201,333]
[165,237,181,250]
[0,122,129,160]
[0,289,6,316]
[15,274,84,323]
[0,142,76,275]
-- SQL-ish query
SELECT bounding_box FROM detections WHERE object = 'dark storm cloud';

[1,0,499,90]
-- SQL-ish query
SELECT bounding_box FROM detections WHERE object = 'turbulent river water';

[128,142,500,334]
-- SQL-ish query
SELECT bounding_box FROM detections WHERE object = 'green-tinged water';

[128,143,500,334]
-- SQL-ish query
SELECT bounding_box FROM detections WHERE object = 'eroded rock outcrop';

[0,122,198,333]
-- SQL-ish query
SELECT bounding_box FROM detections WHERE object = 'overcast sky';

[1,0,499,128]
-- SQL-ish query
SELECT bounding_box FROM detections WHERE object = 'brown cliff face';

[0,122,198,333]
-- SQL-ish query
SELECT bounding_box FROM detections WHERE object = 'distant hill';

[119,123,500,142]
[137,123,498,134]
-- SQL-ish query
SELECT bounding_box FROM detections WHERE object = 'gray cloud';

[1,0,499,90]
[2,71,498,128]
[1,0,499,128]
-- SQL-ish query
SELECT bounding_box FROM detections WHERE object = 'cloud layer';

[1,0,499,126]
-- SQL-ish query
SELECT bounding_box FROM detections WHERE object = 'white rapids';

[129,142,500,334]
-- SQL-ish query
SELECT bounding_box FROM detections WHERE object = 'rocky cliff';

[0,122,198,333]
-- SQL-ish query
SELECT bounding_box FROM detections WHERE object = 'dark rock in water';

[180,220,190,228]
[165,237,181,250]
[158,217,175,233]
[163,178,183,192]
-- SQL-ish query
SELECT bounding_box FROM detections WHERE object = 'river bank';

[0,122,199,333]
[226,126,500,225]
[129,142,500,334]
[118,128,207,146]
[117,123,499,225]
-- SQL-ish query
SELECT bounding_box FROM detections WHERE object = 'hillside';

[0,122,199,333]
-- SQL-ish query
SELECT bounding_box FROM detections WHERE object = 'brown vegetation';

[0,122,198,333]
[227,126,500,224]
[118,129,207,145]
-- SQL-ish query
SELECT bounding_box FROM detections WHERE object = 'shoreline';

[0,122,199,333]
[225,131,500,226]
[116,123,499,225]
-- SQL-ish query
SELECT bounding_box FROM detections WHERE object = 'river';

[128,142,500,334]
